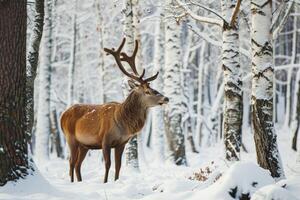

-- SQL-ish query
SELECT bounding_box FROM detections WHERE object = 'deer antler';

[104,38,159,84]
[120,40,139,75]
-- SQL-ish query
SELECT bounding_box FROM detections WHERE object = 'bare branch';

[175,0,223,27]
[188,0,226,22]
[272,1,294,39]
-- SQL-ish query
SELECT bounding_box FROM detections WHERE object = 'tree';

[0,0,29,185]
[221,0,242,161]
[35,0,53,160]
[250,0,285,179]
[176,0,243,160]
[164,0,187,165]
[67,0,78,106]
[26,0,45,141]
[152,8,166,161]
[123,0,140,169]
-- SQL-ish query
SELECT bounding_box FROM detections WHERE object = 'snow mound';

[192,161,275,200]
[0,167,101,200]
[251,178,300,200]
[141,161,275,200]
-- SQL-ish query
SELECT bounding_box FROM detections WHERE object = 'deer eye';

[145,91,151,95]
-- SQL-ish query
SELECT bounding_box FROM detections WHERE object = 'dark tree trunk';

[50,108,64,158]
[0,0,29,186]
[292,80,300,151]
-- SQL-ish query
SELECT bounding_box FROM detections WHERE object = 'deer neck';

[117,91,148,134]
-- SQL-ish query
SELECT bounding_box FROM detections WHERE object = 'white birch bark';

[26,0,44,140]
[152,12,165,162]
[164,0,186,165]
[123,0,139,170]
[221,0,242,161]
[96,0,105,104]
[195,41,206,147]
[35,0,53,161]
[287,8,298,130]
[251,0,285,179]
[67,0,78,107]
[291,8,299,151]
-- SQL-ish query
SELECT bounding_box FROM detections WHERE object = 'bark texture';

[164,0,186,165]
[221,0,243,161]
[67,0,78,106]
[123,0,139,169]
[0,0,28,186]
[35,0,53,160]
[251,0,285,179]
[152,12,165,161]
[26,0,45,141]
[292,78,300,151]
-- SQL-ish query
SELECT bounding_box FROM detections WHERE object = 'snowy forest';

[1,0,300,199]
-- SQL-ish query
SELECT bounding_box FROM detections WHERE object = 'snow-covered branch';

[272,1,294,39]
[175,0,223,27]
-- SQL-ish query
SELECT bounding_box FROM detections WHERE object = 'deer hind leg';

[75,145,88,182]
[114,143,125,181]
[68,140,79,183]
[102,145,111,183]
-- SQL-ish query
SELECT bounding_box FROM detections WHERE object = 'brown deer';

[60,38,169,183]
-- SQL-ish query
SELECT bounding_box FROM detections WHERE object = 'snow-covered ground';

[1,128,300,200]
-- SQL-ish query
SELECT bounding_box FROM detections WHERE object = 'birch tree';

[152,9,165,162]
[251,0,285,179]
[26,0,45,141]
[96,0,105,104]
[67,0,78,107]
[123,0,139,169]
[164,0,187,165]
[221,0,242,161]
[35,0,54,161]
[176,0,243,160]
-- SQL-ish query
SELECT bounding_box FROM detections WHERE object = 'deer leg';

[75,145,88,182]
[102,145,111,183]
[114,144,125,181]
[68,141,79,183]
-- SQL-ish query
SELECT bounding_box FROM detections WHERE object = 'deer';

[60,38,169,183]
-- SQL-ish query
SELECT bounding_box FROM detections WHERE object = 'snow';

[251,178,300,200]
[1,129,300,200]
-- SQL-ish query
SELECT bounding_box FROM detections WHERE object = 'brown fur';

[61,86,167,183]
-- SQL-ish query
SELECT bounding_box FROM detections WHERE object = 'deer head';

[104,38,169,107]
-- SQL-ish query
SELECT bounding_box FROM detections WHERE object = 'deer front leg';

[114,143,125,181]
[102,144,111,183]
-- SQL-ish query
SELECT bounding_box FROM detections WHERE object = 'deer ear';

[128,79,138,89]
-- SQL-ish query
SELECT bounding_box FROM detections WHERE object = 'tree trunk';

[123,0,139,170]
[164,0,187,165]
[96,0,105,104]
[251,0,285,179]
[195,41,206,147]
[50,108,64,157]
[152,12,165,161]
[221,0,243,161]
[26,0,45,143]
[0,0,28,185]
[35,0,53,161]
[290,7,299,151]
[67,0,78,107]
[292,73,300,151]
